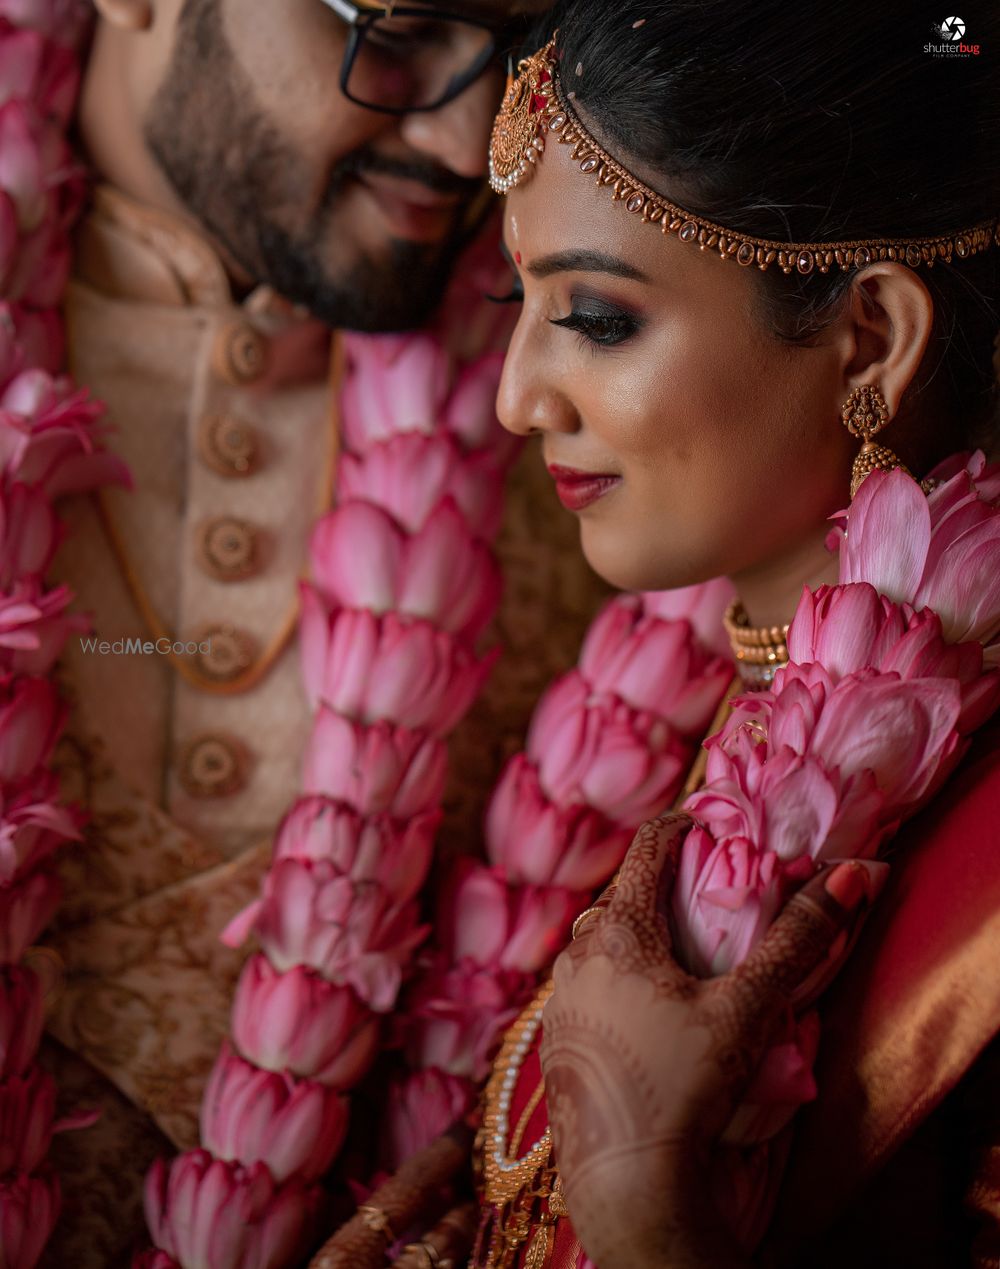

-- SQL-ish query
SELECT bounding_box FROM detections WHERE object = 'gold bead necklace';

[722,599,790,687]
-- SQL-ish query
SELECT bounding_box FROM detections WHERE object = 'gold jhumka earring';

[840,384,911,498]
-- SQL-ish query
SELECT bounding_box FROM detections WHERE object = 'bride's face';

[496,140,858,595]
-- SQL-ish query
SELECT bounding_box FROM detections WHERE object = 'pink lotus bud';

[4,303,63,375]
[273,795,437,906]
[302,708,446,818]
[0,674,63,781]
[840,461,1000,648]
[639,576,736,658]
[0,483,59,586]
[232,956,378,1089]
[485,754,632,890]
[776,664,962,810]
[0,101,46,231]
[144,1149,320,1269]
[0,2,89,45]
[401,957,531,1080]
[0,777,81,884]
[442,351,510,449]
[698,710,887,865]
[672,827,787,977]
[0,1064,55,1172]
[340,331,452,451]
[337,431,505,539]
[381,1068,474,1171]
[927,448,1000,502]
[223,858,427,1012]
[0,583,89,677]
[581,593,733,735]
[0,965,42,1077]
[788,583,1000,734]
[437,860,581,973]
[723,1011,821,1146]
[0,1171,59,1269]
[0,371,129,497]
[299,589,497,735]
[309,498,501,644]
[435,233,516,358]
[787,583,907,679]
[0,866,59,961]
[527,670,689,823]
[0,27,42,111]
[201,1042,348,1184]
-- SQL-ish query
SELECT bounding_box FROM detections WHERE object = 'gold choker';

[489,35,1000,277]
[723,601,790,687]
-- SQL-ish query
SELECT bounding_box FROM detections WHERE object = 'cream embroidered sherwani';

[37,186,614,1265]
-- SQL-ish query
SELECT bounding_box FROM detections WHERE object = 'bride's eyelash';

[550,304,642,349]
[486,277,525,304]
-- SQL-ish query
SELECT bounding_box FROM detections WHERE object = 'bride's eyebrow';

[525,249,648,282]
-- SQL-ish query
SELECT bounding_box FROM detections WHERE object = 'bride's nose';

[496,324,579,439]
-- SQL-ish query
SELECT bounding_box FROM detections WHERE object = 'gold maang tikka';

[488,34,1000,277]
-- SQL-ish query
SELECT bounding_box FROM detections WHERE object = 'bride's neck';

[728,521,840,630]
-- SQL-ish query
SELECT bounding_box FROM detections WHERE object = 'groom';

[38,1,610,1263]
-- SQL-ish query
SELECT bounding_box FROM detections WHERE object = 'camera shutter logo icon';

[940,15,966,39]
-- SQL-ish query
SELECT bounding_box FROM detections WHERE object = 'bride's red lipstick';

[547,464,622,511]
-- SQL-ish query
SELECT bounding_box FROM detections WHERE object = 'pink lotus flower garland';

[139,251,737,1259]
[0,5,132,1267]
[385,583,735,1163]
[140,266,525,1266]
[670,451,1000,1247]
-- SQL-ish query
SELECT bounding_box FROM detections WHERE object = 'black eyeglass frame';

[320,0,505,115]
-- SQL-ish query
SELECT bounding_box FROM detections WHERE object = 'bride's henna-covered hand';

[539,813,872,1269]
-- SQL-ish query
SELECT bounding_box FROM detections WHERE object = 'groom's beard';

[144,0,486,331]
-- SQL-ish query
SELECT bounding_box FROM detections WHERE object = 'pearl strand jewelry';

[482,980,555,1207]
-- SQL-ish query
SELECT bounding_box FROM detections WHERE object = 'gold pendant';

[524,1222,554,1269]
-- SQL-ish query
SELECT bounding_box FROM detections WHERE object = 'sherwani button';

[193,623,258,682]
[212,320,269,385]
[197,413,260,477]
[196,515,261,581]
[177,732,250,798]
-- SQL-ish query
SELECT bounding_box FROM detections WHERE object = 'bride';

[317,2,1000,1267]
[475,2,1000,1266]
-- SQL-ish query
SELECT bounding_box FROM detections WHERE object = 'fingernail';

[824,862,868,913]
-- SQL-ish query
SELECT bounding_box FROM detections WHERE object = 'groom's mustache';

[327,146,484,204]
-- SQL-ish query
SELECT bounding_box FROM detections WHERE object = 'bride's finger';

[716,860,875,1035]
[601,812,692,942]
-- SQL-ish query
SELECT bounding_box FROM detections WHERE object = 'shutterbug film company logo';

[925,16,981,56]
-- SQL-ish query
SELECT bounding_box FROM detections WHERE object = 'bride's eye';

[486,275,524,305]
[550,299,641,348]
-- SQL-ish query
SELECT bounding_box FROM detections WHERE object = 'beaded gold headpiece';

[488,34,1000,276]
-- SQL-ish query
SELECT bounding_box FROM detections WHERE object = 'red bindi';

[515,251,522,264]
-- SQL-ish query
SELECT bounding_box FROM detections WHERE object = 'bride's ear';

[839,263,935,419]
[92,0,154,32]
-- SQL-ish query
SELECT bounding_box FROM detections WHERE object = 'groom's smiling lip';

[356,173,462,242]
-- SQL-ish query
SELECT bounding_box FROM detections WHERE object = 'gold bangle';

[358,1204,396,1244]
[400,1243,441,1268]
[571,905,606,940]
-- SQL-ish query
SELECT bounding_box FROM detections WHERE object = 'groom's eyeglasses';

[321,0,509,115]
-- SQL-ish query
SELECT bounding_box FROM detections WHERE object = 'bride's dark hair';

[536,0,1000,448]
